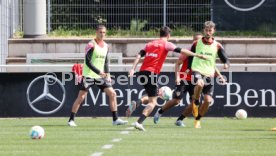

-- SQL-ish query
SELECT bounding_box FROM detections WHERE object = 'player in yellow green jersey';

[68,25,128,127]
[190,21,229,128]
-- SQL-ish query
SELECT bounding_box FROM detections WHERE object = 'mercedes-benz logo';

[224,0,266,12]
[26,75,66,115]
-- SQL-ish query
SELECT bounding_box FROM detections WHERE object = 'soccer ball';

[235,109,247,120]
[159,86,172,100]
[29,126,45,139]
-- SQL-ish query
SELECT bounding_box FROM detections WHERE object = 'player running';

[129,26,207,131]
[191,21,229,128]
[68,25,128,127]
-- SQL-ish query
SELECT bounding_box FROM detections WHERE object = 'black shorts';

[138,71,158,97]
[192,71,214,96]
[172,80,194,100]
[80,77,112,92]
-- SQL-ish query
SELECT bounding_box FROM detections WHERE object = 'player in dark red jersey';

[128,26,206,131]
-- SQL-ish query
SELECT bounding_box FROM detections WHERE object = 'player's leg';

[191,72,204,117]
[194,80,214,128]
[101,80,128,125]
[134,72,158,131]
[175,81,194,126]
[199,95,212,117]
[135,96,158,131]
[126,95,149,117]
[68,77,90,127]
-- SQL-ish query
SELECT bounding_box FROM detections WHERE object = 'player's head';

[160,26,171,38]
[193,32,202,41]
[203,21,216,39]
[96,25,106,40]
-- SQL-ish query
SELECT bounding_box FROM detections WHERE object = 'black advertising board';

[0,72,275,117]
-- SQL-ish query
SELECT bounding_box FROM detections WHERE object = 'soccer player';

[152,33,203,126]
[68,25,128,127]
[191,21,229,128]
[129,26,207,131]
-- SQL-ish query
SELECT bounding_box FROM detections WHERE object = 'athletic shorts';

[138,71,158,97]
[80,77,112,92]
[172,80,194,100]
[192,71,214,96]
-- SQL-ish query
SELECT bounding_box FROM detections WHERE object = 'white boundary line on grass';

[111,138,122,142]
[90,126,135,156]
[102,144,113,149]
[90,152,103,156]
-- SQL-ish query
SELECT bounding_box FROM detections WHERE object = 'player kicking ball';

[128,26,207,131]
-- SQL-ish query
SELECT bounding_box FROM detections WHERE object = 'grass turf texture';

[0,117,275,156]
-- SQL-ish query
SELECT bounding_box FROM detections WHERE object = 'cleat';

[271,127,276,131]
[153,108,162,124]
[126,101,137,117]
[175,120,186,127]
[134,122,146,131]
[194,120,201,129]
[68,120,77,127]
[113,118,128,125]
[192,102,199,118]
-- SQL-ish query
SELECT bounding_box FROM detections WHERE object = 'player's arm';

[129,49,146,76]
[104,53,110,77]
[85,48,106,78]
[175,58,183,85]
[217,44,230,69]
[177,48,207,60]
[215,67,227,85]
[168,41,207,60]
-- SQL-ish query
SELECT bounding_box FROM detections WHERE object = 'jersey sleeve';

[165,42,177,51]
[85,41,94,54]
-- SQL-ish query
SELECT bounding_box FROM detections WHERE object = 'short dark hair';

[160,26,171,37]
[96,25,106,31]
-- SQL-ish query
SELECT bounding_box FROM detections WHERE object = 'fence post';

[211,0,214,22]
[47,0,51,34]
[163,0,166,26]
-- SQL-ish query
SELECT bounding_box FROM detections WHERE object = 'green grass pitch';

[0,117,276,156]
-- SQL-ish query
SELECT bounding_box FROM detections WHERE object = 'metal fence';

[48,0,211,32]
[0,0,22,66]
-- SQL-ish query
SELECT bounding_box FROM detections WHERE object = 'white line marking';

[90,152,103,156]
[102,144,113,149]
[215,95,224,98]
[125,127,135,130]
[120,131,130,134]
[112,138,122,142]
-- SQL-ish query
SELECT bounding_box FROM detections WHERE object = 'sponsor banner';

[0,72,275,117]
